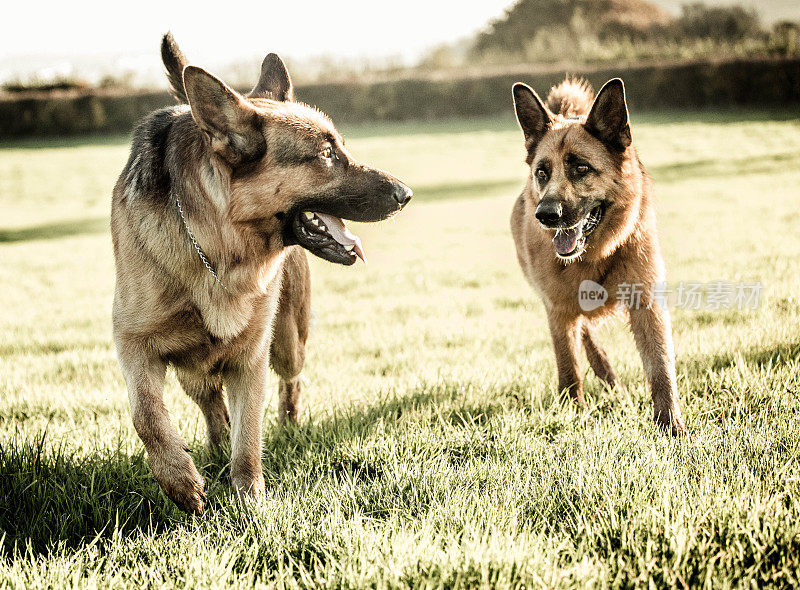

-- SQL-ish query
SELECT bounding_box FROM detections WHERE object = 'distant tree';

[472,0,672,55]
[674,3,762,41]
[769,20,800,55]
[470,0,773,61]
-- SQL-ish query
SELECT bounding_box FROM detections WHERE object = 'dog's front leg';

[547,311,585,404]
[628,305,686,435]
[117,345,206,514]
[223,353,268,500]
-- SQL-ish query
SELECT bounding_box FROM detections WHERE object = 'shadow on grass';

[0,383,465,556]
[678,338,800,375]
[0,433,172,556]
[0,217,108,243]
[0,178,518,246]
[413,178,518,203]
[4,337,798,556]
[650,150,800,183]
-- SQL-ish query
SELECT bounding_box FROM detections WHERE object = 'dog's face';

[513,79,638,262]
[183,58,411,265]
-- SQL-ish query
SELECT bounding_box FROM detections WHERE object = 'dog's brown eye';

[576,164,590,174]
[536,168,548,181]
[319,147,333,160]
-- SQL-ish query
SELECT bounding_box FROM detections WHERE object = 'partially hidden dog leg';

[117,345,206,515]
[628,305,686,435]
[582,325,623,391]
[177,372,230,452]
[269,248,310,425]
[223,354,268,500]
[547,312,585,404]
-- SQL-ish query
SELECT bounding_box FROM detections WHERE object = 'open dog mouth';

[291,211,366,266]
[552,203,605,260]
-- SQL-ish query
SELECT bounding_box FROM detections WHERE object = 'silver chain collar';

[175,194,229,292]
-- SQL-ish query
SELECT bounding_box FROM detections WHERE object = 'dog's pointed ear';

[583,78,631,152]
[513,83,553,155]
[248,53,294,101]
[183,65,266,166]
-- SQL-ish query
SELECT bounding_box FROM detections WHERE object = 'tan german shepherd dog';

[510,77,685,434]
[111,35,412,514]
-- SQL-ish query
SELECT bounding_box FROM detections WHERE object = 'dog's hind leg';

[177,371,230,452]
[547,312,585,404]
[582,325,622,391]
[116,342,206,515]
[269,247,310,425]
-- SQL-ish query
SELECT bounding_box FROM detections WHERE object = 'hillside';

[474,0,673,54]
[651,0,800,23]
[460,0,800,67]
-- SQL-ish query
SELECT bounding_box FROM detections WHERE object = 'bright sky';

[1,0,515,68]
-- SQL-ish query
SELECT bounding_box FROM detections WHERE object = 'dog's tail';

[161,32,189,104]
[546,77,594,117]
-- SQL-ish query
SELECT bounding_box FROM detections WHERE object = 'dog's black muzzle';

[292,166,411,224]
[282,165,412,265]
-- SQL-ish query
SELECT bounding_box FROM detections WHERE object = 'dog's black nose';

[535,200,563,227]
[392,183,413,207]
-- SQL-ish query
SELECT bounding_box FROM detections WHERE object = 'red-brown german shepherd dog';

[510,78,685,434]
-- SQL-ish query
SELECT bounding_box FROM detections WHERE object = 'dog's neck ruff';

[175,194,229,292]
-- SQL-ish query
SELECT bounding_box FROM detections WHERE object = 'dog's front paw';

[232,471,265,502]
[150,447,207,515]
[654,410,686,437]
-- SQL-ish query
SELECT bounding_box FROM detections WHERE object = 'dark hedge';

[1,57,798,137]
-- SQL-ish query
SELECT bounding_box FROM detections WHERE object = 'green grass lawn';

[2,110,800,587]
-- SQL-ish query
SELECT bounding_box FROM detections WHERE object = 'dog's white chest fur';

[198,253,285,342]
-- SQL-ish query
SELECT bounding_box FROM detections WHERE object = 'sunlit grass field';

[2,110,800,587]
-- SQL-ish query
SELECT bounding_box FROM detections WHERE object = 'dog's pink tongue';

[314,213,366,263]
[553,227,581,256]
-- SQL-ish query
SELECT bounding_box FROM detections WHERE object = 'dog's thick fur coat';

[112,35,411,513]
[510,77,685,434]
